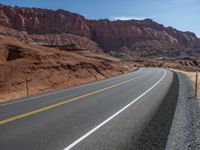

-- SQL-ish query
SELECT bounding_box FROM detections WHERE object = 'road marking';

[0,71,148,125]
[64,70,167,150]
[0,69,144,107]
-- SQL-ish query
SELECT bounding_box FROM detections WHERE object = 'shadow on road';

[128,72,179,150]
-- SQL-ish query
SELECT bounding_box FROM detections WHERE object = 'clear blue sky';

[1,0,200,37]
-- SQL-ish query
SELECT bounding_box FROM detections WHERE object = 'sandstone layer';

[0,4,200,58]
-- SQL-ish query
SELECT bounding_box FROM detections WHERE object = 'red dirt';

[0,37,135,103]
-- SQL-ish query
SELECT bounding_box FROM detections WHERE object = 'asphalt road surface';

[0,68,174,150]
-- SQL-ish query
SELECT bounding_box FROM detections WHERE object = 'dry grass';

[183,71,200,98]
[181,70,200,107]
[172,69,200,99]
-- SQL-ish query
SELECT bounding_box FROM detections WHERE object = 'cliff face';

[89,19,200,55]
[0,5,91,38]
[0,4,200,57]
[90,19,180,53]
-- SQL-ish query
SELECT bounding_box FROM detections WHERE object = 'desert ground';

[0,37,136,103]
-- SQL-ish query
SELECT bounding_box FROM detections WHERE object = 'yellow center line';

[0,71,148,125]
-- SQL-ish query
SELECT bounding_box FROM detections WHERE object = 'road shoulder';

[166,72,200,150]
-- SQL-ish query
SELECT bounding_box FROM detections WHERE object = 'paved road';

[0,68,174,150]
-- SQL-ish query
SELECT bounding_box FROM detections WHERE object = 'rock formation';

[0,4,200,57]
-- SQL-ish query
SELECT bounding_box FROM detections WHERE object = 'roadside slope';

[0,37,134,102]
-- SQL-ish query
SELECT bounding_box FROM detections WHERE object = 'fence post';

[25,79,29,96]
[195,71,198,97]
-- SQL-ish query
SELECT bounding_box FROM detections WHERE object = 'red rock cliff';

[0,4,200,57]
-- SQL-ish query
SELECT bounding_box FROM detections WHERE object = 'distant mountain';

[0,4,200,58]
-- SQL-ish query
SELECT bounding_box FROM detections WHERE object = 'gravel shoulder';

[130,71,179,149]
[165,72,200,150]
[131,71,200,150]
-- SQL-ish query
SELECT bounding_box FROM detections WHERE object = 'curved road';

[0,68,174,150]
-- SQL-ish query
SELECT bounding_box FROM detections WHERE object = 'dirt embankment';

[0,38,135,103]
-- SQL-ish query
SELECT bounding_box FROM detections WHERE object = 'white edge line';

[0,69,146,107]
[64,70,167,150]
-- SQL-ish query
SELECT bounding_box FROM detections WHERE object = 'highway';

[0,68,174,150]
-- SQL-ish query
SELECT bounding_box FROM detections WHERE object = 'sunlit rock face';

[0,4,200,57]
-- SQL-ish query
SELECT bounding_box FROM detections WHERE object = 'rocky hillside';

[90,19,200,57]
[0,37,134,102]
[0,4,200,58]
[0,25,103,52]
